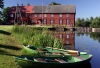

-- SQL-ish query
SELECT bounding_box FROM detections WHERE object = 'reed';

[12,24,63,49]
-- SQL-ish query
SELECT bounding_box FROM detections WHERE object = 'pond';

[75,32,100,68]
[51,31,100,68]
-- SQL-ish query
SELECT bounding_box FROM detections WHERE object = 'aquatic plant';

[11,24,63,49]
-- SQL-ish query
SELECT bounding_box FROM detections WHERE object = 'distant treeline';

[75,16,100,28]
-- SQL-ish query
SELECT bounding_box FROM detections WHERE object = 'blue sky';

[4,0,100,19]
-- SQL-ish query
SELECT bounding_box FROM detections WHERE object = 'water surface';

[75,32,100,68]
[52,31,100,68]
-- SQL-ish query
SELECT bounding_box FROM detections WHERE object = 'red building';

[8,4,76,26]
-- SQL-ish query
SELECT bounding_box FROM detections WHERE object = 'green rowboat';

[18,45,93,68]
[14,53,92,68]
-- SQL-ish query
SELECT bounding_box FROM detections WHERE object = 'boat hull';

[15,55,92,68]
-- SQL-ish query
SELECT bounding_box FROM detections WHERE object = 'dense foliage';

[1,7,11,23]
[12,24,63,49]
[75,16,100,28]
[0,0,4,9]
[49,2,61,5]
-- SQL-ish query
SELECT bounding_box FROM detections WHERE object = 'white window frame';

[51,14,54,17]
[39,14,42,17]
[66,14,69,17]
[67,19,69,24]
[10,14,13,17]
[44,14,47,17]
[59,19,62,24]
[59,34,62,38]
[43,19,46,24]
[59,14,62,17]
[50,19,54,24]
[66,34,69,38]
[34,14,37,17]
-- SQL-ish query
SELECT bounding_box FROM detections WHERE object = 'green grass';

[11,25,63,48]
[0,26,22,68]
[0,25,13,31]
[0,25,63,68]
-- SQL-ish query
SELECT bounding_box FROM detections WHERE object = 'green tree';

[90,16,94,23]
[90,17,100,28]
[0,0,4,9]
[49,2,61,5]
[0,0,4,22]
[81,18,85,27]
[75,18,81,27]
[85,18,91,27]
[1,7,11,23]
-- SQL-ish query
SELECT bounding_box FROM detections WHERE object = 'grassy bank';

[0,25,63,68]
[0,26,22,68]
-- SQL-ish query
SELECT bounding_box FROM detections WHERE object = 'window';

[44,14,47,17]
[31,20,34,23]
[66,14,69,17]
[66,19,69,25]
[39,14,42,17]
[51,14,54,17]
[25,14,28,17]
[50,19,54,24]
[59,19,62,24]
[10,14,13,17]
[66,34,69,38]
[59,34,62,38]
[34,14,37,17]
[17,14,20,17]
[59,14,62,17]
[43,19,46,24]
[66,41,69,44]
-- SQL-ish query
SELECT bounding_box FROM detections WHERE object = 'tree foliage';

[1,7,11,22]
[49,2,61,5]
[0,0,4,9]
[75,16,100,28]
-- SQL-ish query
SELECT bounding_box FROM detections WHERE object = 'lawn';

[0,25,22,68]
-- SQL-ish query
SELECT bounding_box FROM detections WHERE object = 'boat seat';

[74,56,86,60]
[55,58,67,63]
[34,58,46,62]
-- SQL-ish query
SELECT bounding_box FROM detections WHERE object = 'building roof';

[9,5,34,13]
[9,5,76,14]
[33,5,76,13]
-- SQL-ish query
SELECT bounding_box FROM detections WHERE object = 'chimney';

[27,3,30,6]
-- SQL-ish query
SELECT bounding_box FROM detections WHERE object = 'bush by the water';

[12,24,63,49]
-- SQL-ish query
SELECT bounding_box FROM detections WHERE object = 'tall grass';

[11,24,63,49]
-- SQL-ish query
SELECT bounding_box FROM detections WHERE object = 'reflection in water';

[51,31,75,50]
[90,32,100,42]
[76,32,100,42]
[48,31,92,68]
[76,32,90,37]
